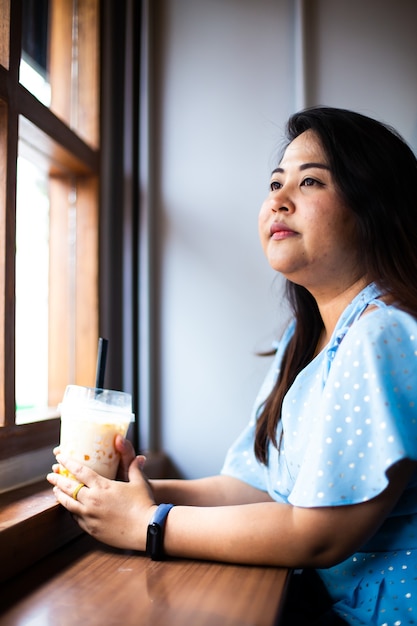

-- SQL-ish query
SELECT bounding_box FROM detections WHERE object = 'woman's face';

[258,130,363,297]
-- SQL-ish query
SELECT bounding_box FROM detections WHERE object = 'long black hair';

[254,106,417,464]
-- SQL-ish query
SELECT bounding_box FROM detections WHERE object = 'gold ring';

[72,483,85,501]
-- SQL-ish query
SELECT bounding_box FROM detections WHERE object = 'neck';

[312,276,369,352]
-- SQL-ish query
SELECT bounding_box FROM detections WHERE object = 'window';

[0,0,100,462]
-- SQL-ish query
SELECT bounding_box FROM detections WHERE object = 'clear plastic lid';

[60,384,134,419]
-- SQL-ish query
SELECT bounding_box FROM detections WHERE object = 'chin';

[267,257,300,275]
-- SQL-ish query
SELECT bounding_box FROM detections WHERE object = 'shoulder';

[350,304,417,344]
[329,305,417,382]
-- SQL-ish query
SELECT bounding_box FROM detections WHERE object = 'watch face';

[146,504,174,560]
[146,523,161,559]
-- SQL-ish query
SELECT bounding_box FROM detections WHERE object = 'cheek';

[258,200,269,230]
[258,206,269,250]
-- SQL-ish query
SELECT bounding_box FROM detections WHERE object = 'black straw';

[95,337,108,389]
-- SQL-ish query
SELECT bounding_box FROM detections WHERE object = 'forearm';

[156,499,375,569]
[146,480,311,566]
[162,502,313,567]
[150,474,272,507]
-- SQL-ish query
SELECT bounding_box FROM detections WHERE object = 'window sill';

[0,452,179,584]
[0,480,82,584]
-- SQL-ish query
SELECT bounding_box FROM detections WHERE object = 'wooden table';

[0,535,289,625]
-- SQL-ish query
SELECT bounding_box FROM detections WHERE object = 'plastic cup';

[58,384,134,479]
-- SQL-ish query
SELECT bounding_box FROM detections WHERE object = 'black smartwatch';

[146,503,174,560]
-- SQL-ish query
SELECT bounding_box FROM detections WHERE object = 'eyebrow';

[271,162,331,175]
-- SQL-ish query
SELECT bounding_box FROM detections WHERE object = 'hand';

[47,454,157,551]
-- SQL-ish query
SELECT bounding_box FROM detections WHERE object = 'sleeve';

[288,308,417,508]
[220,323,294,491]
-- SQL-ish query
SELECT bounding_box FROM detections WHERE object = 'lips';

[269,222,296,240]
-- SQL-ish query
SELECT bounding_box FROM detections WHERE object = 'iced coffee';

[59,385,134,479]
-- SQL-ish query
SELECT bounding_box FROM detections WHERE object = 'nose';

[268,182,295,213]
[272,204,290,213]
[270,191,294,213]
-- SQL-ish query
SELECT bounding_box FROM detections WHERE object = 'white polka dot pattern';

[221,283,417,624]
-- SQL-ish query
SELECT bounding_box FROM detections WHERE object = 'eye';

[301,177,322,187]
[270,180,282,191]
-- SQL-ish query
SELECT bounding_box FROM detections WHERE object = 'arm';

[150,475,273,506]
[161,458,416,567]
[47,450,415,568]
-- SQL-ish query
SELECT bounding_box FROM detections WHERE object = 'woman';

[48,107,417,625]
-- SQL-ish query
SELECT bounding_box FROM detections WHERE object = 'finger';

[46,470,87,507]
[47,470,73,490]
[137,454,147,470]
[115,436,137,481]
[55,454,100,488]
[52,484,85,512]
[128,455,148,484]
[115,436,136,464]
[47,470,85,497]
[114,434,129,453]
[49,462,73,476]
[128,458,155,504]
[71,481,87,502]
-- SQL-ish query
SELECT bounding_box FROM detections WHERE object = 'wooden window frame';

[0,0,100,461]
[0,0,146,583]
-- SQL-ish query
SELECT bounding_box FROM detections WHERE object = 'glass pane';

[20,0,50,106]
[15,156,50,424]
[16,111,99,425]
[19,0,99,148]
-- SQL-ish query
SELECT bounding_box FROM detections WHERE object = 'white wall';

[308,0,417,151]
[148,0,417,478]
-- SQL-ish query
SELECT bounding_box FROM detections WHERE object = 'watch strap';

[146,503,174,560]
